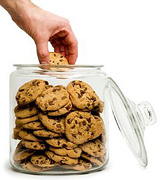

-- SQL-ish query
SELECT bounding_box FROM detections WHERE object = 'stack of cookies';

[13,79,106,172]
[12,53,106,173]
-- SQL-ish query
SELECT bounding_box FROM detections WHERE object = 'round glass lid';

[107,77,156,167]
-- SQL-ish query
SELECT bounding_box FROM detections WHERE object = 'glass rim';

[13,64,104,68]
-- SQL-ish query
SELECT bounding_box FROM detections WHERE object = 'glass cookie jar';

[9,64,156,175]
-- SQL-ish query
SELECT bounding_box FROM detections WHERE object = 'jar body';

[9,65,109,174]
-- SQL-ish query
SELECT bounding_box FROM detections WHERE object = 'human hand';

[2,0,78,64]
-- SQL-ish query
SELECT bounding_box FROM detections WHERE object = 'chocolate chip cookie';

[13,148,35,164]
[81,153,103,166]
[49,52,69,65]
[45,151,78,165]
[16,79,48,106]
[21,140,47,150]
[46,138,77,149]
[22,161,53,172]
[80,139,105,157]
[15,115,39,127]
[33,129,62,138]
[36,85,70,111]
[47,101,72,116]
[31,154,57,168]
[14,104,38,118]
[65,111,103,144]
[49,147,82,158]
[19,130,43,142]
[13,126,23,140]
[39,113,65,133]
[67,80,103,112]
[23,121,45,130]
[63,159,92,171]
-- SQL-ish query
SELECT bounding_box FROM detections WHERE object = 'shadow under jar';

[10,65,109,174]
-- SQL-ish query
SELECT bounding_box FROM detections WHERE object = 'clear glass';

[9,65,109,175]
[107,78,157,167]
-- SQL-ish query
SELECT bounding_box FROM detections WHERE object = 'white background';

[0,0,161,179]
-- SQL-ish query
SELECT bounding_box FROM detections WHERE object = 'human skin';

[0,0,78,64]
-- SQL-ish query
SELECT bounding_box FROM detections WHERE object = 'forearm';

[0,0,33,17]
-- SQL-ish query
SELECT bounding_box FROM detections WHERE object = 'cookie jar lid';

[107,77,157,167]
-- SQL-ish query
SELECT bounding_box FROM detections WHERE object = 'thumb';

[36,41,49,64]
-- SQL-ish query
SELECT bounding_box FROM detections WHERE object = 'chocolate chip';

[22,99,26,103]
[41,143,45,147]
[67,119,72,124]
[86,127,90,131]
[56,124,61,130]
[59,160,63,164]
[32,80,40,86]
[72,134,77,138]
[61,96,67,100]
[71,125,75,129]
[87,103,90,107]
[19,89,24,92]
[40,160,44,164]
[55,86,62,90]
[88,124,91,128]
[71,81,76,86]
[45,81,49,85]
[79,122,81,125]
[91,96,96,101]
[82,121,86,126]
[57,141,60,145]
[87,118,91,123]
[77,84,81,88]
[49,101,55,105]
[41,94,45,98]
[53,97,57,101]
[80,90,85,95]
[91,132,95,136]
[78,131,82,135]
[66,104,71,111]
[53,89,57,93]
[62,144,67,148]
[79,115,83,119]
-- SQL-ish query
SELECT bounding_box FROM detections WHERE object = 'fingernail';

[41,61,48,64]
